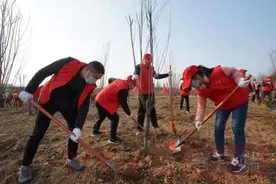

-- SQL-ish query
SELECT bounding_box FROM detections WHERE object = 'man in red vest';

[133,53,171,134]
[259,76,273,107]
[17,57,105,184]
[91,75,136,144]
[179,79,191,113]
[181,65,250,173]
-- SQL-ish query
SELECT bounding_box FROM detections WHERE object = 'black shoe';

[210,152,225,162]
[18,165,32,184]
[231,157,246,173]
[91,130,102,136]
[108,137,123,144]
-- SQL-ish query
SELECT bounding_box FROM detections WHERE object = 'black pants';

[137,94,158,130]
[22,100,78,166]
[93,102,119,139]
[251,90,260,102]
[180,95,190,112]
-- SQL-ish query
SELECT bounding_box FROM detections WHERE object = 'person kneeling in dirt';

[181,65,250,173]
[91,75,136,144]
[17,57,105,184]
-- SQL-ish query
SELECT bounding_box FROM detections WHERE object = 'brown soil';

[1,95,276,184]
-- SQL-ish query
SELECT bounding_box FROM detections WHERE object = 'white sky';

[14,0,275,86]
[16,0,164,86]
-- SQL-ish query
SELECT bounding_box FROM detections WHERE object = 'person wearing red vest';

[259,76,273,107]
[27,86,43,115]
[181,65,250,173]
[133,53,171,134]
[12,91,22,107]
[249,79,261,102]
[179,79,191,113]
[91,75,136,144]
[17,57,104,184]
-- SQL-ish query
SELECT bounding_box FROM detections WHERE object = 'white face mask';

[85,76,97,84]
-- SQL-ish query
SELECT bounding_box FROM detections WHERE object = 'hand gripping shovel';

[29,99,118,173]
[175,74,252,148]
[167,65,181,154]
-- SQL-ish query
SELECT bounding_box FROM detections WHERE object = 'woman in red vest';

[133,53,171,134]
[181,65,250,173]
[91,75,136,144]
[179,79,191,113]
[17,57,105,183]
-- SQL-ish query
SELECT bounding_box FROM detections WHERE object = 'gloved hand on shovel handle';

[238,77,250,88]
[195,120,202,130]
[19,91,33,102]
[69,128,82,143]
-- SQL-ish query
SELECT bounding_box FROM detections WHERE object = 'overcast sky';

[15,0,276,86]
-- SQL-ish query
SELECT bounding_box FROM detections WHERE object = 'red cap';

[239,69,247,73]
[126,75,136,86]
[181,65,199,89]
[266,76,272,81]
[143,53,151,64]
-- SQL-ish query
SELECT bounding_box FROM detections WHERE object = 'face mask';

[191,80,201,89]
[85,76,97,84]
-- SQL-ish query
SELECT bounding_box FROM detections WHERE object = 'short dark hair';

[108,78,117,84]
[193,65,214,79]
[88,61,105,74]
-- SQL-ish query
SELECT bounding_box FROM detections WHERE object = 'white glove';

[19,91,33,102]
[132,74,138,80]
[238,78,250,88]
[195,120,202,130]
[69,128,82,143]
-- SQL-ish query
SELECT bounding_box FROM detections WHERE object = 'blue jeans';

[214,102,248,158]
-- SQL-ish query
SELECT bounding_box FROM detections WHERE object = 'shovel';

[29,99,118,173]
[167,65,181,154]
[175,74,252,148]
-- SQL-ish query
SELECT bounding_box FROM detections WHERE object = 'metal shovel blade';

[168,139,181,154]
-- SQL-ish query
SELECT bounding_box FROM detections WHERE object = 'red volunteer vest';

[96,79,129,115]
[196,66,249,110]
[180,90,190,96]
[261,79,273,92]
[33,86,43,98]
[136,64,155,94]
[39,59,97,109]
[12,93,19,98]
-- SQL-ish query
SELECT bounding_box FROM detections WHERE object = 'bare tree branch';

[127,15,137,69]
[269,47,276,76]
[99,42,110,88]
[0,0,28,93]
